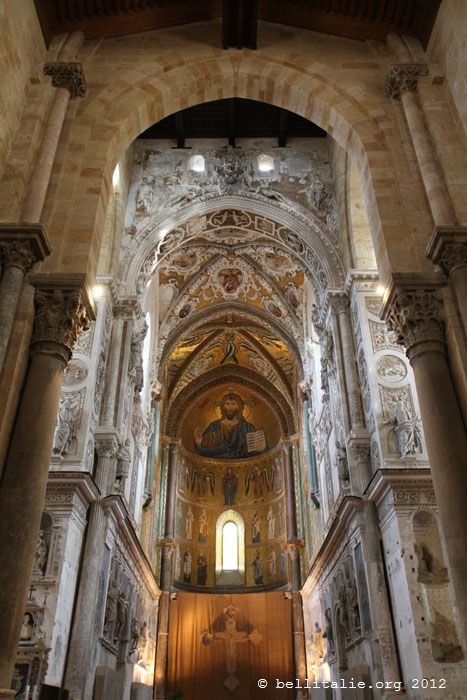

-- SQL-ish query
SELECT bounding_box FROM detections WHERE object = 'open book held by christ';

[246,430,266,454]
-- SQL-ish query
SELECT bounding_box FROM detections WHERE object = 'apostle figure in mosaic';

[222,468,238,506]
[185,506,194,540]
[252,551,264,585]
[197,553,208,586]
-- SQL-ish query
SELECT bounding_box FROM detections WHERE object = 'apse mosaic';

[180,386,281,458]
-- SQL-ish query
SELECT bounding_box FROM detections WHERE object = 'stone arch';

[157,300,304,381]
[42,50,417,284]
[124,198,344,298]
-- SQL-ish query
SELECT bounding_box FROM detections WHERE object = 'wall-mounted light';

[257,153,274,173]
[188,154,205,173]
[376,284,386,296]
[92,284,105,301]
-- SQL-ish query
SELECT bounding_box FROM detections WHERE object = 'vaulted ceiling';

[34,0,441,48]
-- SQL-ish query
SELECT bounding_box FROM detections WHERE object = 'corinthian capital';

[30,273,95,365]
[380,275,446,361]
[0,224,51,272]
[43,62,87,99]
[426,227,467,276]
[385,63,429,100]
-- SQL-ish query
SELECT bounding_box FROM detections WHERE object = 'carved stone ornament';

[0,241,36,272]
[384,289,445,360]
[385,63,429,100]
[43,62,87,99]
[30,280,93,364]
[426,227,467,276]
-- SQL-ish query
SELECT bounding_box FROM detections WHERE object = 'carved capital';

[426,226,467,276]
[43,62,87,99]
[30,273,95,365]
[381,275,446,361]
[385,63,429,100]
[327,290,350,315]
[0,224,51,272]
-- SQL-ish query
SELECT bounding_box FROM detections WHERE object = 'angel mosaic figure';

[190,465,215,498]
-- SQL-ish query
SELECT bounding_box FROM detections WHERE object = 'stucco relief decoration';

[126,143,338,237]
[380,385,422,457]
[62,359,89,386]
[368,319,400,353]
[375,356,407,382]
[53,389,85,457]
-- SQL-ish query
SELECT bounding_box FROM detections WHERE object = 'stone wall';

[0,0,45,181]
[427,0,467,132]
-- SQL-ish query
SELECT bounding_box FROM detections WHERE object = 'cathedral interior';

[0,1,466,699]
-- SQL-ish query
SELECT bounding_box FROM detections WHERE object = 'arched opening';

[215,510,245,586]
[222,521,238,571]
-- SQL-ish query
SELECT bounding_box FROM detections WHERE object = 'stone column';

[65,433,118,700]
[292,591,307,696]
[385,63,457,227]
[329,294,371,495]
[0,227,50,372]
[154,591,170,700]
[160,443,177,591]
[382,273,467,649]
[427,227,467,333]
[0,57,86,375]
[0,273,93,698]
[283,443,302,590]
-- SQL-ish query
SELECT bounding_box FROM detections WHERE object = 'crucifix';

[28,584,36,601]
[201,603,262,693]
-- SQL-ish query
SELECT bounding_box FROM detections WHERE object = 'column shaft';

[21,88,70,223]
[0,352,65,692]
[0,277,92,697]
[101,318,124,426]
[160,445,177,591]
[0,266,25,369]
[401,90,456,227]
[154,592,170,700]
[65,502,107,700]
[383,279,467,650]
[411,349,467,644]
[292,592,307,692]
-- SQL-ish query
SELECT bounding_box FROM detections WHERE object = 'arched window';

[222,521,238,570]
[215,510,245,585]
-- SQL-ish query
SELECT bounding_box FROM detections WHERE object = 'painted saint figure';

[252,551,264,585]
[185,506,194,540]
[251,512,261,543]
[222,468,238,506]
[198,509,208,543]
[197,553,208,585]
[194,393,264,459]
[183,551,192,583]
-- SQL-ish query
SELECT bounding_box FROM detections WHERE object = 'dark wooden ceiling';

[34,0,442,49]
[137,97,327,145]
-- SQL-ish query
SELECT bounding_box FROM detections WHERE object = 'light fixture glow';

[257,153,274,172]
[112,164,120,191]
[376,284,386,296]
[188,154,205,173]
[93,284,105,300]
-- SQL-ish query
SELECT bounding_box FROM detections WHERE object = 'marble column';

[154,591,170,700]
[65,433,118,700]
[160,443,177,591]
[329,293,371,495]
[382,274,467,650]
[283,443,302,590]
[0,226,50,372]
[292,591,307,696]
[0,273,93,698]
[427,227,467,333]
